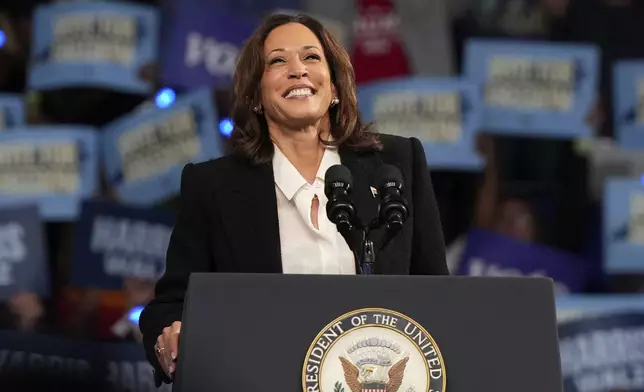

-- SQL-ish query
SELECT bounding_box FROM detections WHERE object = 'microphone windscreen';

[376,164,404,189]
[324,164,353,197]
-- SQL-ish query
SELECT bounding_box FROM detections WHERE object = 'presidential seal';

[302,308,446,392]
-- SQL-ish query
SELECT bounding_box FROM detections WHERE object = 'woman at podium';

[139,13,449,386]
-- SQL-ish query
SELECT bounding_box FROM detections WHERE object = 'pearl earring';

[330,97,339,107]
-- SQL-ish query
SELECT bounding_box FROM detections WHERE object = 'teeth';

[285,88,313,98]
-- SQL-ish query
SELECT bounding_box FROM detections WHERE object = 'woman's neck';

[270,123,330,184]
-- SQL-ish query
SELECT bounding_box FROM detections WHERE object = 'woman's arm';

[139,163,213,385]
[408,137,449,275]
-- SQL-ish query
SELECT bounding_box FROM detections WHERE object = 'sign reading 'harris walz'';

[102,88,222,206]
[29,2,159,93]
[69,201,174,289]
[303,308,446,392]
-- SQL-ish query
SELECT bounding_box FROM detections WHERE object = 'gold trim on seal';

[301,307,447,392]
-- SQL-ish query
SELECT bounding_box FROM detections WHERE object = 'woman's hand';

[155,321,181,377]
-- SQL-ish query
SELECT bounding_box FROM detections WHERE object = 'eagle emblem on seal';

[338,339,409,392]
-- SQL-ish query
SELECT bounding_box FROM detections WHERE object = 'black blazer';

[139,133,448,386]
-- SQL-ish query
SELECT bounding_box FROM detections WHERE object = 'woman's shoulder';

[183,154,251,182]
[376,133,422,163]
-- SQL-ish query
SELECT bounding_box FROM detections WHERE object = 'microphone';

[324,164,357,234]
[376,164,409,233]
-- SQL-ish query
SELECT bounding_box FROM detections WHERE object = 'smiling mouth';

[283,87,316,99]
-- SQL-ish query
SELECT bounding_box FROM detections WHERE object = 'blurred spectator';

[0,291,45,332]
[447,134,529,270]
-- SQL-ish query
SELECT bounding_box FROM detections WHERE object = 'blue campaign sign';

[0,205,49,301]
[457,229,590,293]
[558,312,644,392]
[0,95,25,130]
[0,330,96,388]
[70,200,174,289]
[556,294,644,323]
[29,2,159,94]
[160,0,257,90]
[0,330,173,391]
[100,341,172,392]
[0,127,98,221]
[103,87,222,206]
[358,77,484,171]
[603,178,644,273]
[613,60,644,150]
[464,39,599,138]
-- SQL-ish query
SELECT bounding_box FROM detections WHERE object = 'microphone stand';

[353,223,399,276]
[360,239,376,275]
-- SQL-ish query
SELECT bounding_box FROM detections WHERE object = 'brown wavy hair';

[229,13,381,165]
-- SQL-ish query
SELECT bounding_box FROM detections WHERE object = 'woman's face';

[260,23,335,129]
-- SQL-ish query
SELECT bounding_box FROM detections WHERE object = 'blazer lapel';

[216,159,282,273]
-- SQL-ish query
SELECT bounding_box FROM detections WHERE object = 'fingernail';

[171,352,177,360]
[168,365,175,373]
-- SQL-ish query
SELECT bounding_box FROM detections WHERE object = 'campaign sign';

[556,294,644,324]
[0,205,49,301]
[70,200,174,289]
[0,95,25,130]
[464,39,599,138]
[0,127,98,220]
[603,178,644,273]
[103,87,221,206]
[29,2,159,93]
[457,229,590,293]
[0,331,172,392]
[101,342,172,392]
[358,77,484,171]
[613,60,644,150]
[160,0,256,90]
[559,312,644,392]
[0,330,96,390]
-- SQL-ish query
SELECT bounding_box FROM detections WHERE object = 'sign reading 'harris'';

[70,201,173,289]
[303,308,446,392]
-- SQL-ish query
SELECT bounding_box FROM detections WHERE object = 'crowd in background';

[0,0,642,391]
